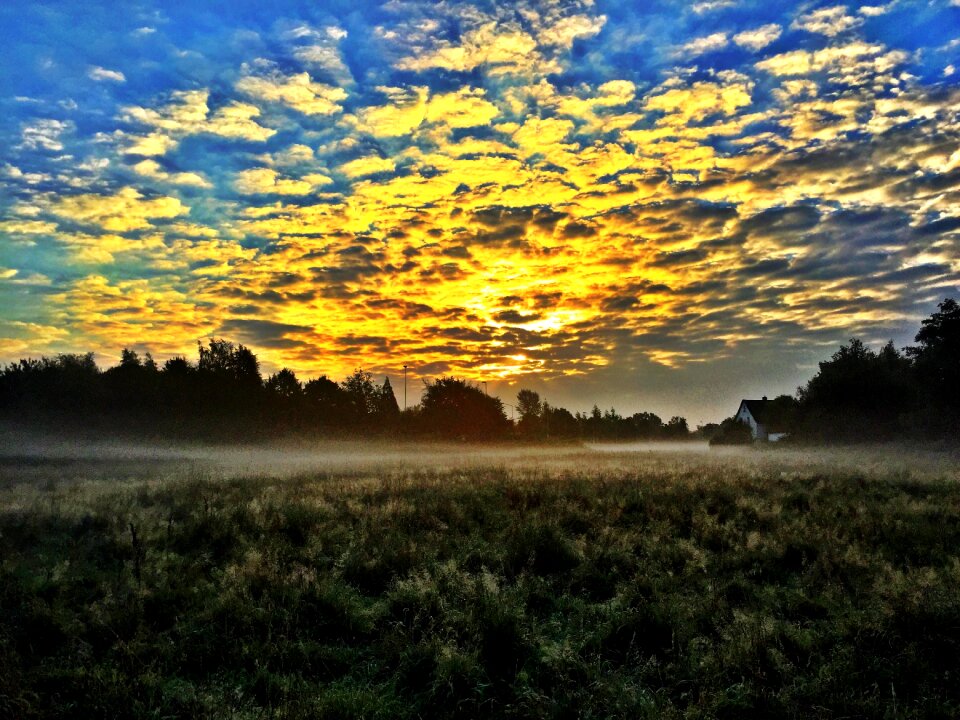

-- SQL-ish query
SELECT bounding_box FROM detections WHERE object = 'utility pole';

[483,381,488,395]
[403,364,408,410]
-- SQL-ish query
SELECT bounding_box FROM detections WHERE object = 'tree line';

[708,298,959,443]
[0,338,689,442]
[1,298,955,443]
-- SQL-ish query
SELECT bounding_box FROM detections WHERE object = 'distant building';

[735,397,789,442]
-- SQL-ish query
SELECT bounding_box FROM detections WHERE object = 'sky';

[1,0,959,424]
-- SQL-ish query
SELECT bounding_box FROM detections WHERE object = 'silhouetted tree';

[708,417,753,445]
[907,298,960,417]
[304,375,347,428]
[796,338,915,440]
[631,411,663,438]
[419,377,511,440]
[543,403,576,438]
[662,416,689,438]
[375,376,401,426]
[516,389,544,438]
[193,339,264,431]
[266,369,302,400]
[103,348,160,426]
[341,369,380,426]
[264,368,304,431]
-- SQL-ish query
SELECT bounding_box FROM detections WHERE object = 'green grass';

[1,445,959,718]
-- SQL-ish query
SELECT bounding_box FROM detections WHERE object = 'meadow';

[1,440,959,719]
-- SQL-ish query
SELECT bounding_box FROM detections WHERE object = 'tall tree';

[376,376,401,424]
[516,389,543,437]
[420,377,511,440]
[266,368,302,399]
[342,368,379,424]
[907,298,960,413]
[797,338,914,440]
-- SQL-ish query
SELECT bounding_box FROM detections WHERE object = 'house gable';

[733,396,789,441]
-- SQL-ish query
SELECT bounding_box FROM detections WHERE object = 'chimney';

[762,396,768,401]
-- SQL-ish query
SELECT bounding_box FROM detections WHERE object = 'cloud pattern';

[1,0,959,420]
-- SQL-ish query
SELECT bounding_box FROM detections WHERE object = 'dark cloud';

[218,318,313,349]
[494,309,542,324]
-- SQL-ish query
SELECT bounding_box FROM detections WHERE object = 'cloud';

[692,0,737,12]
[755,41,904,82]
[236,71,347,115]
[133,159,211,188]
[235,167,332,195]
[356,86,500,137]
[733,24,782,51]
[792,6,864,37]
[858,3,894,16]
[338,155,396,178]
[218,318,314,349]
[394,11,603,77]
[88,66,126,82]
[285,23,353,84]
[124,132,179,156]
[535,13,606,49]
[19,119,71,152]
[642,80,753,125]
[680,32,729,56]
[121,89,275,155]
[396,21,542,75]
[49,187,187,232]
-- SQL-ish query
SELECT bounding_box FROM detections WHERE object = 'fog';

[2,430,958,491]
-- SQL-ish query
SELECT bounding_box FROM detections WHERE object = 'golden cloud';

[50,187,187,232]
[235,167,332,195]
[236,71,347,115]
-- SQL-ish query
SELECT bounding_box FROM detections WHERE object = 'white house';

[735,397,789,442]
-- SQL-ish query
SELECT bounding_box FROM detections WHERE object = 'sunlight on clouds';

[2,0,959,416]
[356,86,500,137]
[52,275,216,353]
[643,80,753,126]
[755,41,900,79]
[50,187,187,232]
[88,66,126,83]
[236,71,347,115]
[733,24,782,52]
[121,90,275,155]
[535,13,606,49]
[680,32,729,57]
[792,6,864,37]
[339,155,397,178]
[235,167,331,194]
[0,322,70,358]
[133,159,211,188]
[0,219,58,234]
[55,232,168,264]
[124,132,178,156]
[396,22,543,75]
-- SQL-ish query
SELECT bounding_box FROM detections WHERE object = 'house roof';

[739,398,790,433]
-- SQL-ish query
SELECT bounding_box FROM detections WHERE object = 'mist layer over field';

[2,435,957,488]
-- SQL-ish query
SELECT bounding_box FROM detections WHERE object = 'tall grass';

[1,445,959,718]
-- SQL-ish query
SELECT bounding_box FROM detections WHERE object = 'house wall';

[735,404,766,440]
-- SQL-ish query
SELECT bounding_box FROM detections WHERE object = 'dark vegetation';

[708,297,960,444]
[0,339,692,443]
[2,456,959,719]
[0,297,956,444]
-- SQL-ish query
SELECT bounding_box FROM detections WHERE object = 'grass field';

[2,441,959,719]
